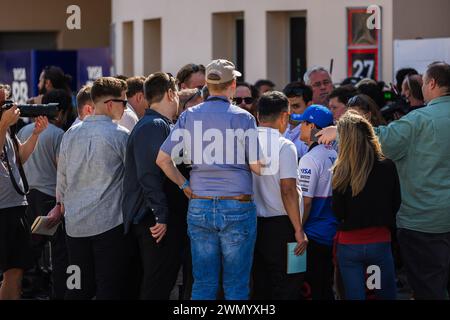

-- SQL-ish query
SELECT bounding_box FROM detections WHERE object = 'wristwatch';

[179,180,190,190]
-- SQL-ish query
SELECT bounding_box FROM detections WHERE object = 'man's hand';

[183,186,193,199]
[150,223,167,243]
[316,126,337,145]
[28,95,43,105]
[0,105,20,128]
[294,229,308,256]
[32,116,49,136]
[46,204,63,229]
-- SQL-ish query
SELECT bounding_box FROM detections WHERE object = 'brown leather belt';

[191,194,253,202]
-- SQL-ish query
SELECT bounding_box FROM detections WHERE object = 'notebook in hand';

[287,242,307,274]
[31,216,60,236]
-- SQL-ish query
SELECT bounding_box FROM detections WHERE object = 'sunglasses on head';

[104,99,128,108]
[233,97,254,105]
[347,96,366,107]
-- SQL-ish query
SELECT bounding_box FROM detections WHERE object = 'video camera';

[380,89,410,123]
[0,100,60,119]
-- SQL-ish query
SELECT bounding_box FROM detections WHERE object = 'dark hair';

[126,76,146,98]
[237,82,260,100]
[396,68,418,93]
[254,79,275,90]
[114,75,129,82]
[42,89,74,129]
[91,77,128,103]
[340,77,363,86]
[347,94,386,126]
[426,61,450,91]
[42,89,72,111]
[283,82,313,104]
[144,72,178,105]
[257,91,289,122]
[76,85,93,111]
[43,66,72,92]
[356,81,385,109]
[176,64,205,87]
[404,74,424,101]
[329,85,358,105]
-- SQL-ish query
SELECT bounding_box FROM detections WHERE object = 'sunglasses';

[233,97,254,105]
[104,99,128,108]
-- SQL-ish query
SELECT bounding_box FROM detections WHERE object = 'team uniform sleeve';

[298,155,319,198]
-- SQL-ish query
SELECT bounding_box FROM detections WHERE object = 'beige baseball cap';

[206,59,242,84]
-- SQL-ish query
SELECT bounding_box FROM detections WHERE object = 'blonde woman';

[332,110,400,300]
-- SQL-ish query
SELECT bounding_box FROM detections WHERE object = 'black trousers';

[252,216,304,300]
[303,238,335,300]
[398,228,450,300]
[65,224,130,300]
[181,238,193,300]
[25,189,68,300]
[129,213,186,300]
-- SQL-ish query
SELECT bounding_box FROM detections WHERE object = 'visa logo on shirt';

[301,168,312,175]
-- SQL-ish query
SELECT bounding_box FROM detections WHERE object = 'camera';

[380,91,410,123]
[1,100,60,119]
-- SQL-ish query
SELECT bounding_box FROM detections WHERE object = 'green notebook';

[287,242,307,274]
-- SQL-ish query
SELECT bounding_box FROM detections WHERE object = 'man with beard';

[28,66,72,105]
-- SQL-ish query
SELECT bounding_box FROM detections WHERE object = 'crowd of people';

[0,59,449,301]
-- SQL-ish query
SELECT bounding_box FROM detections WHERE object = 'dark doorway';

[236,18,245,81]
[290,17,307,82]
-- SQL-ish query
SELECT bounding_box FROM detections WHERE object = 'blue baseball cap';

[294,104,334,128]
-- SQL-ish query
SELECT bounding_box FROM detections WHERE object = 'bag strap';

[2,129,29,196]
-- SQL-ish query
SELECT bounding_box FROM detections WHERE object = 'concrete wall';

[112,0,394,85]
[0,0,111,49]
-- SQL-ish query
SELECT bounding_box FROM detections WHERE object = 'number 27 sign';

[348,48,378,80]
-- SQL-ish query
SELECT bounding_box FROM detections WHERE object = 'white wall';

[394,38,450,75]
[112,0,394,84]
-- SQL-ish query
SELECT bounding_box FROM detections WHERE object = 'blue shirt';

[160,96,261,197]
[284,123,309,160]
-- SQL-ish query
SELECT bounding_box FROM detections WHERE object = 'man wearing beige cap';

[157,59,264,300]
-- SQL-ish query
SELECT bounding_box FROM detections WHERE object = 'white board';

[394,38,450,75]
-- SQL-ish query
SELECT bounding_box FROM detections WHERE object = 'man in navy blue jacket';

[122,72,188,300]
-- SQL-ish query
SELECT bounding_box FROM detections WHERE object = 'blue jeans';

[187,198,257,300]
[337,242,397,300]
